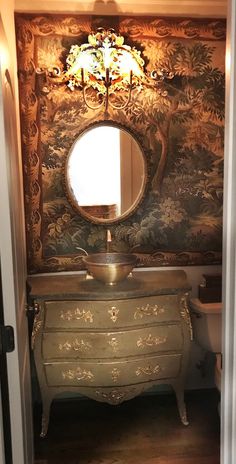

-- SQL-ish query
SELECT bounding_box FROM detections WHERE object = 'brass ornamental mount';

[35,27,174,111]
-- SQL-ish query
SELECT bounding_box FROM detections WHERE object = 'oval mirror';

[65,124,146,224]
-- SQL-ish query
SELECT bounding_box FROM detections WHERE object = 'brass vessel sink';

[82,252,137,285]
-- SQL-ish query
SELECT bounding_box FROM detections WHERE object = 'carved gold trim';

[137,333,167,348]
[31,306,42,349]
[111,368,121,382]
[108,306,119,322]
[108,336,119,352]
[95,388,134,404]
[62,367,94,382]
[60,307,94,323]
[58,338,92,352]
[136,364,161,377]
[134,303,165,319]
[180,293,193,340]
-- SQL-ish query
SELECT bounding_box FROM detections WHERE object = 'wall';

[15,14,225,274]
[14,0,227,17]
[16,15,225,394]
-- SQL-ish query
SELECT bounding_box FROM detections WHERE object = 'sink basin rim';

[82,253,137,284]
[82,252,137,267]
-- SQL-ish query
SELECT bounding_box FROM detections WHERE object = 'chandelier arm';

[82,85,105,110]
[108,70,133,110]
[108,91,131,110]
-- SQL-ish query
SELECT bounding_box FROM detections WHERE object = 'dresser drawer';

[43,295,181,330]
[44,353,181,387]
[42,324,183,360]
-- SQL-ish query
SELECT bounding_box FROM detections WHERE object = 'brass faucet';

[76,247,88,256]
[106,229,112,253]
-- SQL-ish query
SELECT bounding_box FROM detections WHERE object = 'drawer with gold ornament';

[42,323,183,360]
[44,353,182,387]
[43,294,182,331]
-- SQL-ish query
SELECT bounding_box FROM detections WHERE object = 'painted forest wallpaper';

[15,14,225,273]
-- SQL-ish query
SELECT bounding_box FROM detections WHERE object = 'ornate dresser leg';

[40,396,53,438]
[172,384,189,426]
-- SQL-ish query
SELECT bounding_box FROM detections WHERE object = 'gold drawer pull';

[108,306,119,322]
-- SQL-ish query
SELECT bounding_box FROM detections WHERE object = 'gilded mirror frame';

[64,121,149,225]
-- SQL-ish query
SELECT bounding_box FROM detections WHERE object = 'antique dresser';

[28,269,192,437]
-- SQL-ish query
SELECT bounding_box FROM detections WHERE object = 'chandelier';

[39,28,174,111]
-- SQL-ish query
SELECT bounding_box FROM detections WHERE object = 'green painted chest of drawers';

[28,269,192,437]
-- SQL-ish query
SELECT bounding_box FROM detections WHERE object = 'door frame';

[0,384,6,464]
[221,0,236,462]
[0,0,236,462]
[0,13,34,464]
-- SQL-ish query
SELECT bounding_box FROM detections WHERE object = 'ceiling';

[14,0,227,17]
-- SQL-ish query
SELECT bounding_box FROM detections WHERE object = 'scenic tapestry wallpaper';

[16,14,225,273]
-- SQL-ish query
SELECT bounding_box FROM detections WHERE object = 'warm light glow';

[225,45,231,77]
[75,52,93,72]
[103,43,112,69]
[118,51,141,76]
[43,27,173,111]
[0,43,9,68]
[65,28,146,109]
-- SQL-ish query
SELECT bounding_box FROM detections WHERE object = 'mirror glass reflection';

[66,125,146,223]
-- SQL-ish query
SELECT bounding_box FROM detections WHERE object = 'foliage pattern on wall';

[15,14,225,273]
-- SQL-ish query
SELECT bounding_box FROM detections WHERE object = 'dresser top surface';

[28,269,191,301]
